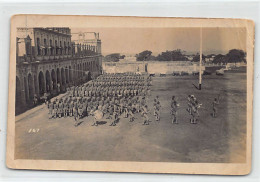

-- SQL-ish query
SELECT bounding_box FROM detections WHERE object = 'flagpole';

[199,27,202,90]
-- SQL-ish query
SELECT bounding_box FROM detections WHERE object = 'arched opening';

[34,75,38,96]
[69,66,72,82]
[64,41,67,54]
[51,69,56,90]
[57,68,61,85]
[73,64,76,80]
[55,40,58,55]
[61,68,65,85]
[65,67,69,84]
[87,71,92,81]
[28,73,34,102]
[37,37,41,56]
[60,41,62,55]
[80,63,83,77]
[24,77,29,104]
[43,38,47,55]
[50,39,53,55]
[16,77,22,115]
[38,71,45,96]
[45,70,51,93]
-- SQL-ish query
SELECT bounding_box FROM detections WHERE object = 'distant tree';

[205,54,216,58]
[157,49,188,61]
[119,55,126,59]
[212,54,226,64]
[104,53,120,62]
[136,50,152,61]
[225,49,246,63]
[212,49,246,64]
[191,53,206,62]
[149,55,157,61]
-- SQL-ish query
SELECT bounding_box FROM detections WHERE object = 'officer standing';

[212,97,219,118]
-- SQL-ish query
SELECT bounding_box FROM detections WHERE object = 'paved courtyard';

[15,72,247,163]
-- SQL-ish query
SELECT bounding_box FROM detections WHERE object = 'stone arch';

[83,63,86,76]
[24,77,29,104]
[73,64,76,80]
[61,68,65,85]
[65,67,69,84]
[34,74,38,96]
[28,73,34,101]
[80,63,83,77]
[45,70,51,93]
[69,66,72,82]
[51,69,56,90]
[38,71,45,96]
[15,76,22,114]
[87,71,92,81]
[57,68,61,85]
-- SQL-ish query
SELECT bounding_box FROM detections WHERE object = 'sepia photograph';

[6,15,254,175]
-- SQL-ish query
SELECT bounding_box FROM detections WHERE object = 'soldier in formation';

[153,96,161,121]
[47,73,151,126]
[47,72,222,126]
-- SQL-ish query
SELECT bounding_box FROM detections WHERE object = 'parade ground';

[15,71,247,163]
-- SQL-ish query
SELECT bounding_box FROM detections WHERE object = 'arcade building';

[15,27,102,115]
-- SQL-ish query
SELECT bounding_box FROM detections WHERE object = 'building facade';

[16,27,102,114]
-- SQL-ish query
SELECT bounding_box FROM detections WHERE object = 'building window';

[50,39,53,55]
[55,40,58,55]
[25,41,31,55]
[68,42,70,55]
[37,38,41,56]
[60,41,62,55]
[64,41,66,55]
[44,39,47,55]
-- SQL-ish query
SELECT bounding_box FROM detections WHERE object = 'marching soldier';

[110,110,118,126]
[73,106,79,121]
[58,100,64,118]
[69,101,74,117]
[187,95,192,114]
[63,101,69,118]
[171,96,179,124]
[129,107,135,122]
[48,101,54,119]
[142,105,150,125]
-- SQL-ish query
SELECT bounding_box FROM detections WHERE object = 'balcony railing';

[17,52,101,64]
[36,56,43,61]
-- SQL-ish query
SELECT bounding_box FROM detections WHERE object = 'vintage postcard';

[6,15,254,175]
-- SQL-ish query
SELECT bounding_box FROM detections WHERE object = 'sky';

[71,27,246,56]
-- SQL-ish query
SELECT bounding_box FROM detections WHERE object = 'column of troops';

[47,73,152,126]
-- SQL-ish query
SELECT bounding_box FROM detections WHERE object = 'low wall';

[102,62,145,73]
[102,61,205,74]
[147,62,205,74]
